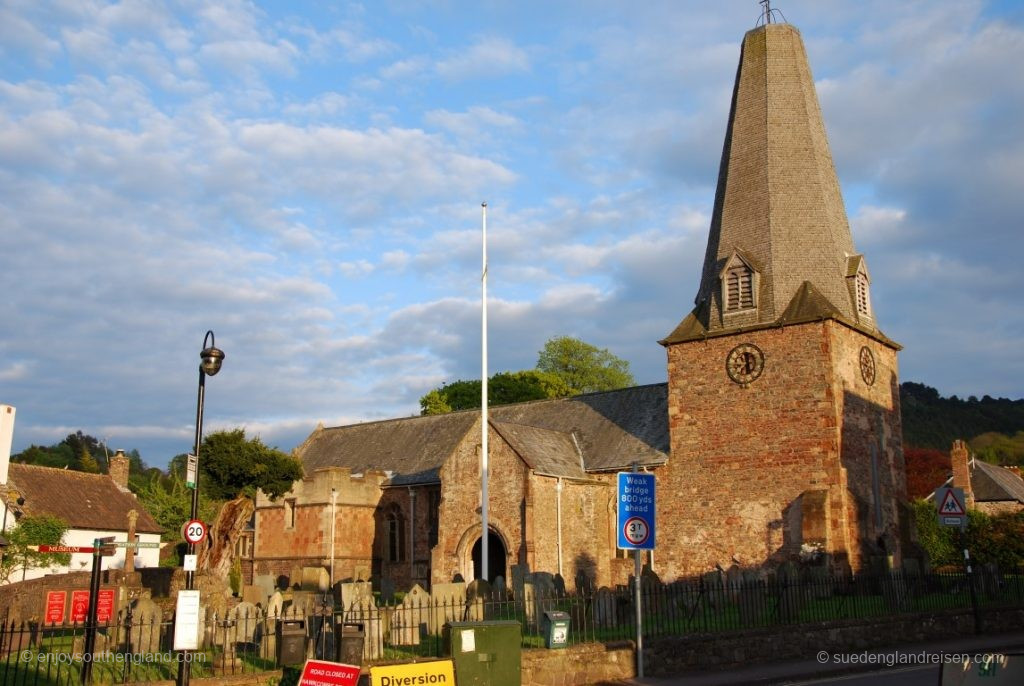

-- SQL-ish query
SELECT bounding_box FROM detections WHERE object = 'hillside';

[900,382,1024,458]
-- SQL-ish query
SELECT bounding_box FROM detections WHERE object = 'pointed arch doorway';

[470,530,507,584]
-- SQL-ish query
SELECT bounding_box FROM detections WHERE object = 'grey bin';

[542,610,570,649]
[276,618,307,665]
[335,622,364,667]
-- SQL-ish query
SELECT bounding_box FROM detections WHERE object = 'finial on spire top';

[757,0,787,26]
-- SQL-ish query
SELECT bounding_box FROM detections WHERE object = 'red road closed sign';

[299,659,360,686]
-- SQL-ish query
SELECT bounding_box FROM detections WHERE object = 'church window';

[387,504,406,562]
[855,271,872,318]
[427,489,440,548]
[725,263,755,311]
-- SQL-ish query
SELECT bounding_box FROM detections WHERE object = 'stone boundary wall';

[645,607,1024,676]
[0,571,92,622]
[521,641,636,686]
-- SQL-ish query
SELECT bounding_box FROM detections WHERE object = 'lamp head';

[200,330,225,376]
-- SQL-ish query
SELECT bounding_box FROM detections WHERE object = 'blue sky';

[2,1,1022,469]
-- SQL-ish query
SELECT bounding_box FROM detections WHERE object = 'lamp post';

[178,330,224,686]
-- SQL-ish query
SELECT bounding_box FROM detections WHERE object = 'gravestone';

[228,601,261,644]
[340,581,373,612]
[301,566,330,592]
[127,598,162,654]
[465,579,492,622]
[343,594,382,660]
[391,584,430,646]
[593,588,616,628]
[428,582,466,635]
[738,571,766,626]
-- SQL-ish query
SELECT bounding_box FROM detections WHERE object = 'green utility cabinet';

[542,610,570,649]
[444,620,521,686]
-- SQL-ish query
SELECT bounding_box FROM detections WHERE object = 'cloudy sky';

[2,0,1022,469]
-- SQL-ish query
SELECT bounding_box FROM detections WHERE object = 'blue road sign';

[617,472,655,550]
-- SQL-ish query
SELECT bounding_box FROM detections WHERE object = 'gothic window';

[387,504,406,562]
[725,263,755,311]
[855,271,872,318]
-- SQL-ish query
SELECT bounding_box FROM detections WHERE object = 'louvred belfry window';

[856,271,872,318]
[726,264,754,311]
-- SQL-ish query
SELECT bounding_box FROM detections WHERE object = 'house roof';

[4,464,163,533]
[972,460,1024,504]
[296,383,670,485]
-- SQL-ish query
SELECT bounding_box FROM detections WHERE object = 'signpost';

[934,486,980,632]
[617,469,655,679]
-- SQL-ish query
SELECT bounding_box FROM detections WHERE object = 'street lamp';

[178,330,224,686]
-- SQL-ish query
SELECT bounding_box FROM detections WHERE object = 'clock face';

[859,346,876,386]
[726,343,764,385]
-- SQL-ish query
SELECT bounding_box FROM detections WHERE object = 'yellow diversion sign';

[370,660,455,686]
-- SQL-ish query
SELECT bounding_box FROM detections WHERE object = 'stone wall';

[0,571,92,622]
[521,642,635,686]
[645,607,1024,676]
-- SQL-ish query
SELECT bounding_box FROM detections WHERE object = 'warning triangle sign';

[939,489,966,516]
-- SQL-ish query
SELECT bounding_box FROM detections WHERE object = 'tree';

[199,429,303,500]
[536,336,636,394]
[420,370,572,415]
[0,515,71,583]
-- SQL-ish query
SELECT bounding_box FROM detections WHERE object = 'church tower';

[658,18,906,576]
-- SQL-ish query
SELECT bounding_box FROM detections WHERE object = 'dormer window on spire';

[720,252,759,314]
[847,255,873,321]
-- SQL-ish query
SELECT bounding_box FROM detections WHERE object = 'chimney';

[108,449,130,489]
[950,439,974,507]
[0,405,15,486]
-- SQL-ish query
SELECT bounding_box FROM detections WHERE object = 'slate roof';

[296,384,669,485]
[491,422,587,480]
[972,460,1024,504]
[4,463,162,533]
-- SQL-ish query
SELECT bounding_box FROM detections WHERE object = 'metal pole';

[330,489,337,586]
[81,541,102,685]
[632,462,644,679]
[177,365,205,686]
[480,201,489,582]
[961,529,982,634]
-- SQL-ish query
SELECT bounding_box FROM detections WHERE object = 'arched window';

[386,504,406,562]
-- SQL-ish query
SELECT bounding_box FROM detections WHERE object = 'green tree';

[135,471,219,541]
[420,370,572,415]
[78,446,101,473]
[0,515,71,583]
[199,429,303,500]
[536,336,635,394]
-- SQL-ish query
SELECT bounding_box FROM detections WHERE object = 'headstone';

[127,598,162,654]
[391,584,430,646]
[465,579,492,622]
[738,571,766,626]
[253,574,277,601]
[428,582,466,635]
[593,587,616,628]
[301,566,330,592]
[267,591,285,619]
[379,577,396,605]
[776,562,805,622]
[510,564,529,601]
[343,594,382,660]
[228,601,261,644]
[340,581,373,612]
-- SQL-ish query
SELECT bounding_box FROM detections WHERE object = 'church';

[251,16,907,591]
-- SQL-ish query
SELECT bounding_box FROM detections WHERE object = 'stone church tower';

[658,20,906,576]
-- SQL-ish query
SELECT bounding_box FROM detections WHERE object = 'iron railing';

[2,569,1022,684]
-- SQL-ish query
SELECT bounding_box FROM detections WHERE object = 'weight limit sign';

[616,472,655,550]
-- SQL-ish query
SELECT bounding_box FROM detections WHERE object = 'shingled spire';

[662,22,892,345]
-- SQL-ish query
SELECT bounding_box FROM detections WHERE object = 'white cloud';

[435,37,530,80]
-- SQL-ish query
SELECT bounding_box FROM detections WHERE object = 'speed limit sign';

[182,519,207,545]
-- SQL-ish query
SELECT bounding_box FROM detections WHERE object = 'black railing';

[2,569,1022,683]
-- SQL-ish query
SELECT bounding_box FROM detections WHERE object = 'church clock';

[726,343,764,385]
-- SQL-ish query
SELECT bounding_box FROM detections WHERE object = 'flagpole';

[480,201,489,583]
